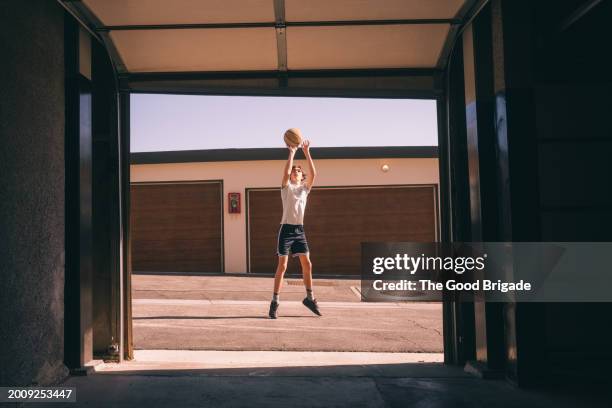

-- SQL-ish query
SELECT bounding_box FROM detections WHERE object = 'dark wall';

[0,1,68,385]
[534,0,612,241]
[532,0,612,382]
[448,0,612,386]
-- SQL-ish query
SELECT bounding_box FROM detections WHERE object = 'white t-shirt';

[280,182,310,225]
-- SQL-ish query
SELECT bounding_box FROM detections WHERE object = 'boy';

[269,139,321,319]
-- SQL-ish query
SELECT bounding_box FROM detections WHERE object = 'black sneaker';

[269,300,279,319]
[302,297,322,316]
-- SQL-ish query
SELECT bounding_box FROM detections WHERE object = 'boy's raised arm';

[302,139,317,189]
[282,145,297,188]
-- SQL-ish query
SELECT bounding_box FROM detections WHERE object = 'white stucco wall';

[131,157,439,272]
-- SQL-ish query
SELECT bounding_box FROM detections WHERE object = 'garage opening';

[248,185,437,275]
[131,181,224,273]
[128,94,443,356]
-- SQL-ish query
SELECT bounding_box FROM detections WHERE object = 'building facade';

[131,154,439,274]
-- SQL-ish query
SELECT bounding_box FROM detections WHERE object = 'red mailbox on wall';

[228,192,241,214]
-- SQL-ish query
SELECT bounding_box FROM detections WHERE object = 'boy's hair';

[292,165,307,179]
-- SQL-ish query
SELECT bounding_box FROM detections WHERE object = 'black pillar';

[64,18,94,371]
[91,38,121,358]
[442,38,477,366]
[461,3,506,377]
[490,0,545,386]
[118,91,134,360]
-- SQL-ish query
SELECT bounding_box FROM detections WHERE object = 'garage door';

[248,185,437,275]
[131,182,223,272]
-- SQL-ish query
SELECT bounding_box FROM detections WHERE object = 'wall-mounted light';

[381,164,390,172]
[228,192,241,213]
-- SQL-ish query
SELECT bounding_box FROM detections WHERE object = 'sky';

[130,94,438,152]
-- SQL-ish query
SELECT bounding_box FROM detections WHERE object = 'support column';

[443,37,477,366]
[461,4,506,378]
[91,38,122,359]
[64,19,94,372]
[490,0,545,386]
[118,91,134,361]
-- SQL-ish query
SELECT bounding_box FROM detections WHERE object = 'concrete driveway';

[132,274,443,353]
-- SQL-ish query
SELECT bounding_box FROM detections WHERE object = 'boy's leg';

[292,227,312,293]
[269,255,288,319]
[299,253,321,316]
[273,225,291,300]
[273,255,289,295]
[298,253,313,294]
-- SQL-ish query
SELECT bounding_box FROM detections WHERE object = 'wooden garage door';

[131,182,223,272]
[248,185,437,275]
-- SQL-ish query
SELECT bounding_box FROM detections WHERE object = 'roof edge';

[131,146,439,164]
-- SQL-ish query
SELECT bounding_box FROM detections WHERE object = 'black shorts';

[277,224,309,257]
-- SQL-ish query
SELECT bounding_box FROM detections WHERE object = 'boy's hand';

[287,144,297,154]
[302,139,311,153]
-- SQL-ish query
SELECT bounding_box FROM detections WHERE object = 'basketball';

[284,128,302,147]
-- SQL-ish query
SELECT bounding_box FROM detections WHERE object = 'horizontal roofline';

[131,146,438,164]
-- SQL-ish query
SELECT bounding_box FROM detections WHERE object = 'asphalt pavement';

[132,274,444,352]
